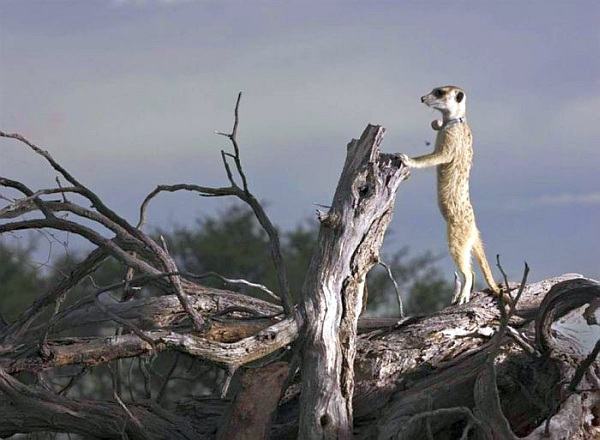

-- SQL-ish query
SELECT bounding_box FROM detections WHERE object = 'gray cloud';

[112,0,201,6]
[532,192,600,207]
[1,1,598,281]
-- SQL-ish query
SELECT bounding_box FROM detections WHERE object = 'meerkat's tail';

[473,236,500,294]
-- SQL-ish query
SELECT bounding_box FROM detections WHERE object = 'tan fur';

[399,86,500,304]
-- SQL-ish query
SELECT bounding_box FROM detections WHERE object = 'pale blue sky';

[1,0,599,282]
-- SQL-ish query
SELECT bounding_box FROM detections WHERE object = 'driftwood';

[1,98,599,439]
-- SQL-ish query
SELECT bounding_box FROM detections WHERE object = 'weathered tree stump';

[299,125,409,439]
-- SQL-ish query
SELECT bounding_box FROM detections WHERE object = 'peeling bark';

[299,125,409,439]
[2,310,301,373]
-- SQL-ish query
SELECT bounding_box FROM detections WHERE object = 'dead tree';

[298,125,408,439]
[0,95,598,439]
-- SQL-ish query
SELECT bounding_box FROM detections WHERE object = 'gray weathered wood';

[267,275,599,440]
[217,361,289,440]
[299,125,409,439]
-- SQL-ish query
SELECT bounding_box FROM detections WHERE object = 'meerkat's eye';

[433,89,444,98]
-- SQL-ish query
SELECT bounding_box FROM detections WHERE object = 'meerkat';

[398,85,500,304]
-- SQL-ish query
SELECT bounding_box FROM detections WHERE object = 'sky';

[0,0,599,284]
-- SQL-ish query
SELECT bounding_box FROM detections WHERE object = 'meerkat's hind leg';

[449,229,476,305]
[450,262,472,305]
[451,271,471,305]
[452,272,462,303]
[456,269,473,305]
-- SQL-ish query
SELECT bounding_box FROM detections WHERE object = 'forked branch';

[137,93,293,313]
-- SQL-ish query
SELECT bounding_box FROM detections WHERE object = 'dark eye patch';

[433,89,445,98]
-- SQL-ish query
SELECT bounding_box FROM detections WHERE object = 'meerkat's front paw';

[398,153,414,167]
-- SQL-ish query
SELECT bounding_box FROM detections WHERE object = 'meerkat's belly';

[437,162,473,223]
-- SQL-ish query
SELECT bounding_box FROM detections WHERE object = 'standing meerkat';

[399,85,500,304]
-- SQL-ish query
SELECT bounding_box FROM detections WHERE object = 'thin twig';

[55,177,69,203]
[0,131,147,243]
[156,353,180,405]
[505,325,539,356]
[95,289,156,347]
[494,257,530,343]
[193,271,281,303]
[127,358,136,402]
[137,94,293,313]
[220,150,237,187]
[402,407,485,437]
[220,366,236,398]
[215,92,248,192]
[472,259,530,440]
[139,357,153,400]
[1,247,109,343]
[108,364,144,430]
[568,339,600,393]
[2,131,206,332]
[378,260,404,318]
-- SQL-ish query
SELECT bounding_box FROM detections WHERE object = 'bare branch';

[95,288,157,347]
[220,149,237,187]
[568,339,600,393]
[378,259,404,318]
[136,93,294,313]
[3,309,302,373]
[1,246,109,342]
[156,353,180,404]
[191,271,281,303]
[0,131,147,243]
[395,406,485,440]
[0,218,159,275]
[137,183,239,230]
[220,366,236,398]
[0,365,197,439]
[108,363,145,430]
[215,92,248,191]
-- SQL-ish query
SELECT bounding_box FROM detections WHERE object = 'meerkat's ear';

[456,91,464,103]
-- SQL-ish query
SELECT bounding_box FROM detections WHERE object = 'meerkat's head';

[421,85,466,119]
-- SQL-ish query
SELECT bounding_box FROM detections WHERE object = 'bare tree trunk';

[299,125,409,439]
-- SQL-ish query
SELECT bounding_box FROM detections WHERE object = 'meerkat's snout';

[421,89,443,108]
